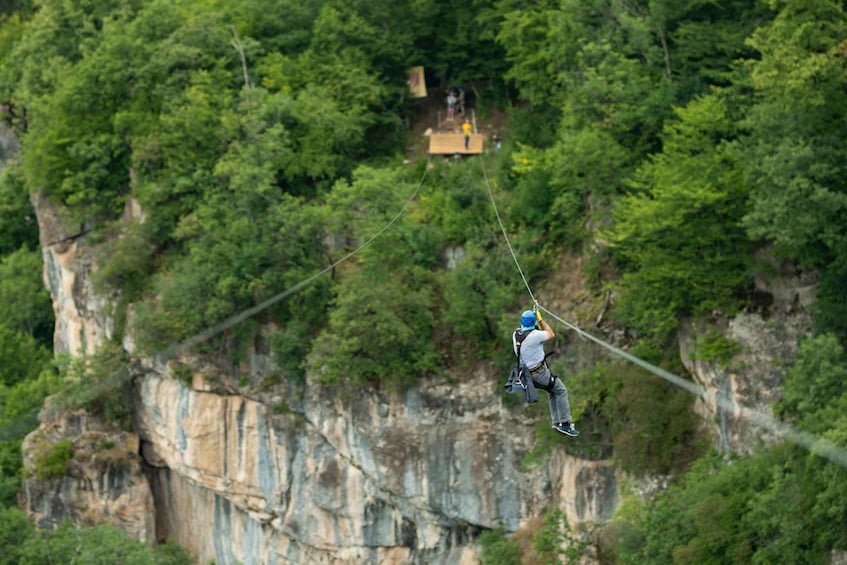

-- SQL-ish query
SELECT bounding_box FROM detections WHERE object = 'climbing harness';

[505,329,538,403]
[511,327,557,394]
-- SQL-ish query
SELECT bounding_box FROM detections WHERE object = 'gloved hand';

[534,301,542,328]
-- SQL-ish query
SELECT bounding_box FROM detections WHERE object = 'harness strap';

[534,373,557,393]
[513,329,531,368]
[515,328,557,391]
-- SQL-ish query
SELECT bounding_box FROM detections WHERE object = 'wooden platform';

[428,133,484,155]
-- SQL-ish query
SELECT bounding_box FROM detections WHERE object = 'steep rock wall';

[23,186,619,562]
[679,258,816,453]
[134,362,617,564]
[20,401,154,540]
[21,185,816,563]
[32,192,113,356]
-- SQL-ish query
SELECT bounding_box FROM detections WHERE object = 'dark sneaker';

[552,422,580,437]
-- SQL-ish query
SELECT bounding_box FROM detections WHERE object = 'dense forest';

[1,0,846,562]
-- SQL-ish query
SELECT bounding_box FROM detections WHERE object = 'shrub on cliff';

[478,527,520,565]
[16,520,191,564]
[307,257,440,388]
[32,439,72,481]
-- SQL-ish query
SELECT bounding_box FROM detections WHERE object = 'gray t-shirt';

[512,329,550,368]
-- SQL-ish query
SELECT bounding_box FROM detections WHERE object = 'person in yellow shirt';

[462,118,473,150]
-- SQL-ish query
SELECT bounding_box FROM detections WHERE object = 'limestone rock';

[32,192,113,356]
[679,260,815,454]
[20,401,154,541]
[134,365,617,563]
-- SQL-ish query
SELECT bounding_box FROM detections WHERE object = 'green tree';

[608,93,751,345]
[307,165,441,386]
[741,0,847,334]
[0,2,33,18]
[426,0,507,84]
[18,521,190,564]
[409,161,524,362]
[0,326,49,387]
[0,162,38,256]
[0,367,57,437]
[223,0,319,55]
[563,361,703,474]
[308,258,439,387]
[0,507,33,565]
[132,66,233,246]
[525,122,634,258]
[305,1,416,83]
[667,0,769,97]
[0,246,52,343]
[621,451,776,564]
[496,0,559,108]
[743,448,845,564]
[0,440,24,507]
[440,244,522,362]
[134,88,330,354]
[478,527,520,565]
[0,367,58,507]
[778,333,847,435]
[11,1,147,219]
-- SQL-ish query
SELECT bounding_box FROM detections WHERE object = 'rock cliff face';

[21,192,618,563]
[21,401,154,541]
[32,191,113,357]
[678,258,816,454]
[19,186,814,563]
[131,363,617,563]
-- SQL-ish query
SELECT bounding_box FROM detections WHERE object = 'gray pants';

[530,364,572,425]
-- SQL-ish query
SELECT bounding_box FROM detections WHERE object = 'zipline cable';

[479,153,536,304]
[538,305,703,397]
[477,153,847,470]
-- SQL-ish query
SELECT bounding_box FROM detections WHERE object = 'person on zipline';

[512,309,580,437]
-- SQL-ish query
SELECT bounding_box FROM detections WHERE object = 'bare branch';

[231,26,252,89]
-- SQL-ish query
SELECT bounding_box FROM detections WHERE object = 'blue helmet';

[520,310,537,329]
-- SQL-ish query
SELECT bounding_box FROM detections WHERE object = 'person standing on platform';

[462,118,473,150]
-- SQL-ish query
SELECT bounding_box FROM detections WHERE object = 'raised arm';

[539,318,555,340]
